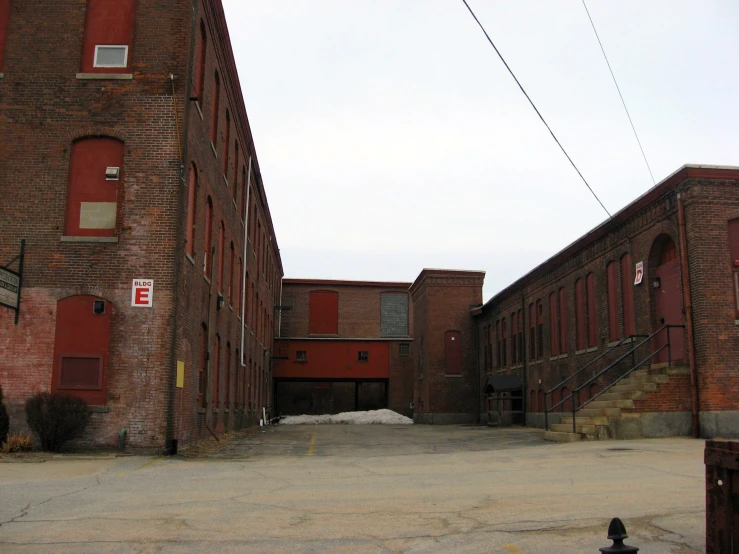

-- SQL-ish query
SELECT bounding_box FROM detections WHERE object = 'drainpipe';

[677,192,700,438]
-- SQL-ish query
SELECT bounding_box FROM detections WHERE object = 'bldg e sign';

[131,279,154,307]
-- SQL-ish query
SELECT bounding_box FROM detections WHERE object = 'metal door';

[655,259,685,363]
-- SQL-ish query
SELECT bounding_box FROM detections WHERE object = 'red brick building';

[273,279,415,418]
[0,0,282,451]
[476,165,739,439]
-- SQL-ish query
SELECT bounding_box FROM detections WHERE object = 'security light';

[106,167,120,180]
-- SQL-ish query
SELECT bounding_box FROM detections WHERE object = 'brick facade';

[0,0,282,451]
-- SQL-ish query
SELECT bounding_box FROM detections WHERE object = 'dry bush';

[1,432,34,453]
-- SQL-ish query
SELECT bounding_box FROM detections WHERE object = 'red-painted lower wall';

[274,340,389,379]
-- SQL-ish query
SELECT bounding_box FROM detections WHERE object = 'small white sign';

[131,279,154,307]
[634,261,644,286]
[0,268,20,309]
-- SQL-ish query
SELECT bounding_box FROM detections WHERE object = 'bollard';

[599,518,639,553]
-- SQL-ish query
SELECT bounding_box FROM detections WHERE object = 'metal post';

[599,517,639,552]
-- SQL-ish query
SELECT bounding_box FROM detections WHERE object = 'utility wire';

[581,0,655,185]
[461,0,611,218]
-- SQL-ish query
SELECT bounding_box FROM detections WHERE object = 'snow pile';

[279,409,413,425]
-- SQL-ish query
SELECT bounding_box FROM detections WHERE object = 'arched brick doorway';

[650,235,685,363]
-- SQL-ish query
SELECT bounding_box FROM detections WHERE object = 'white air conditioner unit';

[105,167,120,180]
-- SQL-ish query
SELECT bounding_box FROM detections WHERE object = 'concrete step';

[576,407,622,418]
[610,383,651,393]
[562,416,610,425]
[598,391,646,402]
[541,431,582,442]
[551,423,596,434]
[588,399,635,410]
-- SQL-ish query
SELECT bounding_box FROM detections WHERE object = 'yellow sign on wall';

[176,361,185,388]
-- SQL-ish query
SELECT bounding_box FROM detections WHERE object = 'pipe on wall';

[677,191,700,438]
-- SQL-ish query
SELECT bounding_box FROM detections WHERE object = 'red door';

[654,259,685,363]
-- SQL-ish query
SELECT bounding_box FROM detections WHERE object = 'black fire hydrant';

[599,518,639,553]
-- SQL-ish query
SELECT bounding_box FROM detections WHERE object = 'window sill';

[76,73,133,80]
[586,346,598,353]
[203,274,211,285]
[210,141,217,157]
[445,374,462,378]
[575,349,587,356]
[194,101,204,120]
[529,359,543,366]
[185,253,195,266]
[61,236,118,243]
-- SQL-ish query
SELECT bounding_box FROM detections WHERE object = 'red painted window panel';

[65,137,123,237]
[237,260,243,314]
[575,278,585,351]
[606,261,619,341]
[222,111,230,175]
[211,71,220,144]
[496,320,501,367]
[445,331,462,375]
[80,0,137,73]
[233,142,240,195]
[186,164,198,257]
[241,168,247,221]
[217,222,225,291]
[204,198,213,275]
[510,312,517,365]
[0,0,10,71]
[536,300,543,359]
[660,238,677,265]
[529,303,535,359]
[228,242,234,303]
[52,296,111,406]
[586,273,597,347]
[501,318,507,367]
[309,291,339,334]
[549,292,559,356]
[559,287,568,354]
[517,309,523,364]
[621,253,635,336]
[195,21,207,102]
[213,334,220,405]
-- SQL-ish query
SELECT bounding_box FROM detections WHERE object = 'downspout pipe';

[677,192,700,438]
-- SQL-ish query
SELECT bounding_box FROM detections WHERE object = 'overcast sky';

[223,0,739,300]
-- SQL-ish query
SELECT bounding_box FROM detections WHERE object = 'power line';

[461,0,611,218]
[581,0,656,185]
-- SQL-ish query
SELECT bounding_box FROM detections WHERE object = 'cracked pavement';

[0,425,706,553]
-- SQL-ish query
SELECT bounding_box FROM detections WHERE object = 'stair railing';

[543,334,647,431]
[568,324,685,434]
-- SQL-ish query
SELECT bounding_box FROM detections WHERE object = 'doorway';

[652,236,685,363]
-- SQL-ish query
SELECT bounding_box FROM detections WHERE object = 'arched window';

[501,318,507,367]
[620,253,635,336]
[65,137,124,237]
[228,241,235,304]
[528,303,535,359]
[186,163,198,257]
[222,110,230,175]
[233,141,240,197]
[52,296,112,406]
[237,258,243,314]
[81,0,137,73]
[558,287,567,354]
[536,300,543,359]
[241,167,248,221]
[195,20,207,103]
[211,71,220,144]
[576,277,585,350]
[549,292,559,356]
[0,0,11,71]
[203,197,213,275]
[586,273,597,347]
[606,261,619,341]
[217,222,225,292]
[510,312,517,365]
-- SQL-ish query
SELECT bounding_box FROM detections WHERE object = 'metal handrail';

[568,324,685,433]
[543,334,647,430]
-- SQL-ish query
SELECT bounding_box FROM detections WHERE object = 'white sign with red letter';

[131,279,154,307]
[634,261,644,286]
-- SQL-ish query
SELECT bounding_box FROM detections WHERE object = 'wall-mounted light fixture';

[652,277,661,289]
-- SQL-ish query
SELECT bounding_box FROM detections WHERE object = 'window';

[186,163,198,257]
[295,350,306,363]
[517,309,523,364]
[211,71,220,145]
[81,0,136,73]
[620,253,635,336]
[730,218,739,317]
[558,287,568,354]
[496,321,501,367]
[549,292,559,356]
[199,323,207,407]
[501,318,507,367]
[586,273,597,347]
[358,351,369,362]
[52,296,111,406]
[237,259,243,314]
[399,343,410,356]
[222,110,230,175]
[228,242,234,304]
[0,0,10,71]
[575,278,585,351]
[194,20,207,104]
[309,290,338,334]
[606,261,619,341]
[381,292,409,336]
[203,197,213,276]
[233,142,239,199]
[528,304,536,359]
[217,222,225,291]
[65,137,123,237]
[241,169,248,221]
[213,334,220,405]
[536,300,543,359]
[445,331,462,375]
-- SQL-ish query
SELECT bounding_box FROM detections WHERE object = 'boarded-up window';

[194,20,206,103]
[501,318,507,367]
[558,287,568,354]
[186,163,198,257]
[211,71,220,144]
[204,197,213,275]
[445,330,462,375]
[0,0,10,71]
[222,110,230,175]
[529,303,536,359]
[729,219,739,316]
[309,291,338,334]
[621,253,635,336]
[381,292,409,336]
[510,312,517,365]
[496,320,501,367]
[60,357,102,389]
[575,278,585,350]
[549,292,559,356]
[65,137,123,237]
[586,273,597,347]
[80,0,137,73]
[536,300,543,358]
[606,261,619,341]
